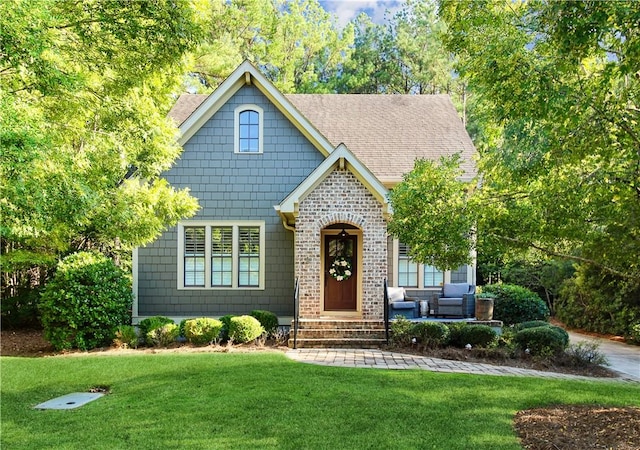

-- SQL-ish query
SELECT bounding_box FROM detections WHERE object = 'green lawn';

[2,352,638,450]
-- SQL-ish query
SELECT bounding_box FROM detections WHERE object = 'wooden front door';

[324,233,357,311]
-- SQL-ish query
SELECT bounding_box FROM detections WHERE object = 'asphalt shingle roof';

[169,93,476,183]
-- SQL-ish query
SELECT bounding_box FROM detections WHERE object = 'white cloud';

[320,0,406,28]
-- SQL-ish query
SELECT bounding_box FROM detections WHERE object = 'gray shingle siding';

[137,85,325,317]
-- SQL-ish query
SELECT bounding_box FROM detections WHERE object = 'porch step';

[288,319,388,348]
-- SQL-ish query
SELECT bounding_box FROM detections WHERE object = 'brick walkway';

[286,348,638,382]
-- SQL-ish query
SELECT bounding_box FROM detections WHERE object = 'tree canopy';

[436,0,640,281]
[189,0,354,93]
[1,0,204,274]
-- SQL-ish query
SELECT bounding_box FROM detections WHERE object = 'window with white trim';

[184,227,205,287]
[234,105,263,154]
[398,243,418,287]
[394,240,445,288]
[423,264,444,287]
[178,222,265,289]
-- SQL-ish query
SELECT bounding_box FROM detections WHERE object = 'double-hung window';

[397,243,418,287]
[235,105,263,154]
[179,222,265,289]
[393,240,446,288]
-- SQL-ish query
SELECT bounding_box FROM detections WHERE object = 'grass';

[2,352,639,449]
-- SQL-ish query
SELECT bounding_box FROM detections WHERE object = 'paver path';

[286,333,640,382]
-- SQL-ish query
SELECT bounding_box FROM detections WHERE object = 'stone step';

[288,319,389,348]
[294,328,386,339]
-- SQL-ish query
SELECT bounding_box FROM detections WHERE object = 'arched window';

[235,105,263,153]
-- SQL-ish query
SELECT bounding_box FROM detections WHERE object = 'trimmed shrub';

[250,310,279,337]
[513,326,568,356]
[464,325,498,348]
[447,323,497,348]
[219,314,235,341]
[39,252,133,351]
[138,316,174,345]
[514,320,551,332]
[390,316,414,346]
[228,315,264,343]
[113,325,139,349]
[184,317,223,345]
[147,323,179,347]
[482,284,549,325]
[446,322,470,348]
[179,319,188,338]
[410,321,450,348]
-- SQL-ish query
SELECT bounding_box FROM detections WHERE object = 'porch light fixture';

[339,228,349,239]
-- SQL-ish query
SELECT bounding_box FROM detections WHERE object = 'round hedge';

[184,317,223,345]
[229,315,265,343]
[514,326,568,356]
[448,323,497,348]
[250,310,279,337]
[482,284,549,325]
[39,251,133,351]
[410,321,450,348]
[138,316,175,346]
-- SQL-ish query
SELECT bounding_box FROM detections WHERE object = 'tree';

[388,155,477,270]
[439,0,640,282]
[334,1,459,97]
[189,0,353,93]
[1,0,203,299]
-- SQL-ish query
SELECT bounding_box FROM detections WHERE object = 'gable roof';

[286,94,476,184]
[174,61,336,155]
[168,62,477,185]
[275,144,390,226]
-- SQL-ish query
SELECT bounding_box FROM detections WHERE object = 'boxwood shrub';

[39,251,133,351]
[184,317,223,345]
[410,321,450,348]
[138,316,174,345]
[514,320,550,331]
[482,284,549,325]
[147,323,179,347]
[390,317,414,346]
[219,314,235,341]
[448,323,497,348]
[250,310,279,337]
[229,315,264,343]
[514,325,568,356]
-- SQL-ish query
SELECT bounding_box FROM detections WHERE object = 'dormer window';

[235,105,263,154]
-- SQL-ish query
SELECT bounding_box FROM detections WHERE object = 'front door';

[324,233,357,311]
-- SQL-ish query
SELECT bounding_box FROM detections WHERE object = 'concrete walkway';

[286,332,640,383]
[567,330,640,381]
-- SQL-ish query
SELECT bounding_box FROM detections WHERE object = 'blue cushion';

[438,298,463,306]
[443,283,470,298]
[391,301,416,310]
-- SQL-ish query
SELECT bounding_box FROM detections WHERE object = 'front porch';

[288,317,504,348]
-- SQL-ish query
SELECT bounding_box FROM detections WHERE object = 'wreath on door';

[329,256,352,281]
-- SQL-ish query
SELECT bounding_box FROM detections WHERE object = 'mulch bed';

[514,405,640,450]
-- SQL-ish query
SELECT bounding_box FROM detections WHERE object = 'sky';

[319,0,406,28]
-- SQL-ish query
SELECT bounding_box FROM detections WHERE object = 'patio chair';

[431,283,476,318]
[387,286,419,319]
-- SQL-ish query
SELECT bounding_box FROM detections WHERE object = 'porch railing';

[292,277,300,349]
[383,278,390,343]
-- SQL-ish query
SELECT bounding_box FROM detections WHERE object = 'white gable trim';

[275,144,392,226]
[178,60,335,156]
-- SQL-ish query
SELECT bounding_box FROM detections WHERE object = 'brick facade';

[295,168,388,320]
